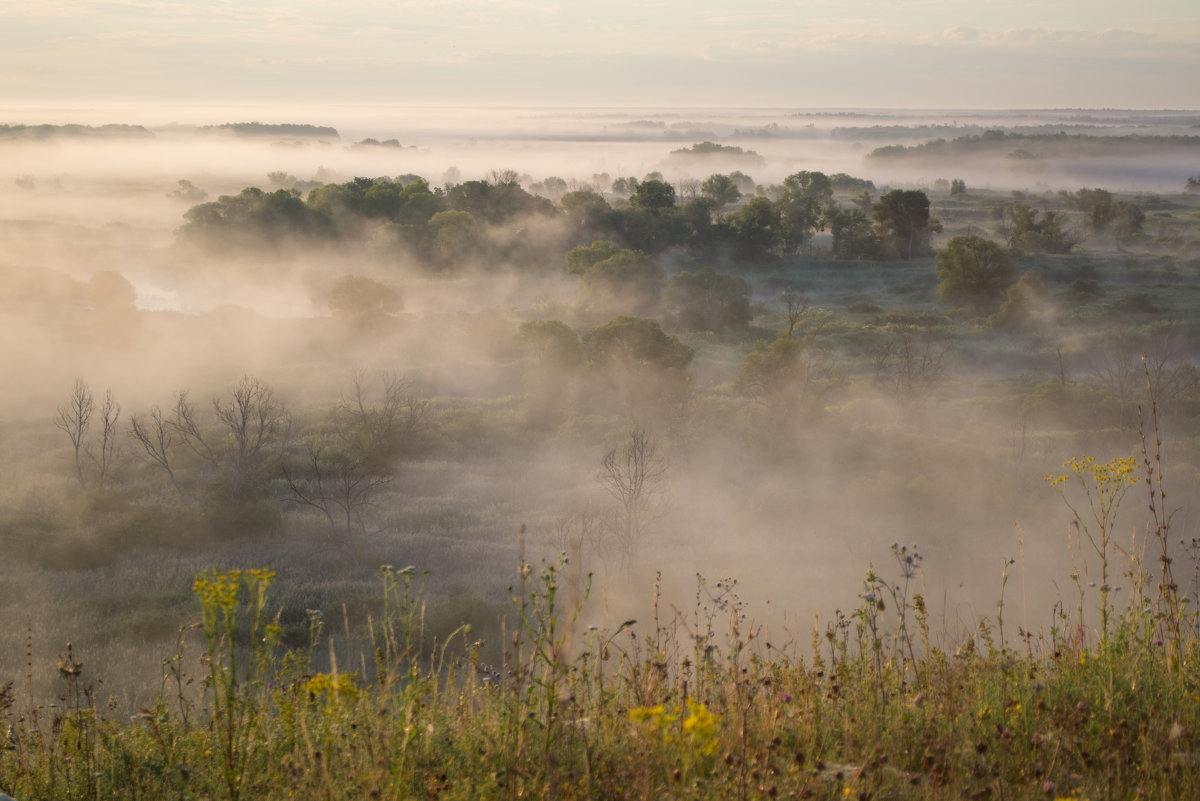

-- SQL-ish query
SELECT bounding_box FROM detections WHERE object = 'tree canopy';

[934,235,1015,313]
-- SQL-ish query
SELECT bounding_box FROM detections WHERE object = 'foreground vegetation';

[3,444,1200,800]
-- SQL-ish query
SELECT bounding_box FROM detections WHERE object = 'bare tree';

[55,379,94,488]
[129,406,187,502]
[214,377,290,497]
[331,372,427,473]
[1090,332,1141,431]
[282,373,426,566]
[871,324,953,403]
[283,441,390,569]
[90,389,121,488]
[599,427,669,564]
[167,377,290,499]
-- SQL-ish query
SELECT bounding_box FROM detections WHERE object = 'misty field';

[2,107,1200,799]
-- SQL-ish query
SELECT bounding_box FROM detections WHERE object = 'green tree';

[988,270,1055,331]
[828,207,883,260]
[572,250,664,316]
[700,174,742,210]
[630,179,677,214]
[775,171,832,256]
[663,267,751,332]
[517,320,584,424]
[328,275,403,328]
[872,189,939,258]
[584,316,692,373]
[1000,203,1074,254]
[428,210,482,270]
[178,187,333,252]
[728,196,781,262]
[934,235,1015,313]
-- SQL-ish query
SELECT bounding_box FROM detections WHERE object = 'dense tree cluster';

[175,169,935,271]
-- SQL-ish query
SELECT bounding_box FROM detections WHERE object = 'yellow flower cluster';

[193,569,243,610]
[302,671,360,702]
[630,700,722,756]
[1045,455,1137,489]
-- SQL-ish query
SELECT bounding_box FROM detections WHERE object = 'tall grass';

[2,405,1199,799]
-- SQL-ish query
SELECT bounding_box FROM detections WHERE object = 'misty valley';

[2,107,1200,799]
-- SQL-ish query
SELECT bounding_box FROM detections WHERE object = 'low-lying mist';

[2,103,1199,707]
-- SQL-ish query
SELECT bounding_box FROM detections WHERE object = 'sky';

[1,0,1198,110]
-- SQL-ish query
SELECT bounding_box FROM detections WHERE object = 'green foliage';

[566,242,664,315]
[728,196,782,261]
[630,179,677,214]
[776,171,832,255]
[872,189,939,258]
[178,187,334,252]
[583,316,692,373]
[699,173,741,208]
[828,206,883,260]
[446,179,555,224]
[663,267,752,332]
[1000,202,1075,254]
[934,235,1016,313]
[988,270,1055,330]
[11,534,1200,801]
[327,274,402,328]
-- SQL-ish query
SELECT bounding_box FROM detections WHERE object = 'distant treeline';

[197,122,340,139]
[868,130,1200,159]
[0,123,153,140]
[0,122,340,142]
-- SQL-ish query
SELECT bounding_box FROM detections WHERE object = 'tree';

[428,210,482,270]
[630,179,676,214]
[566,243,664,316]
[177,187,334,253]
[663,267,751,332]
[54,379,120,490]
[328,275,403,329]
[55,379,94,488]
[728,196,781,261]
[284,373,424,566]
[872,189,939,258]
[776,171,832,255]
[934,235,1015,313]
[950,179,967,197]
[988,271,1056,331]
[1109,201,1145,243]
[869,324,953,404]
[170,377,290,499]
[517,320,584,423]
[598,427,668,564]
[700,174,741,210]
[828,207,882,260]
[999,203,1074,254]
[129,406,187,502]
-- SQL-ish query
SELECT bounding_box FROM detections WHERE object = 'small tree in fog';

[55,379,94,488]
[328,274,403,329]
[169,376,290,499]
[129,406,187,502]
[55,379,120,489]
[282,373,425,566]
[870,324,953,405]
[599,427,668,564]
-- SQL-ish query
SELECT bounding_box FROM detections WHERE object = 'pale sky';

[1,0,1197,109]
